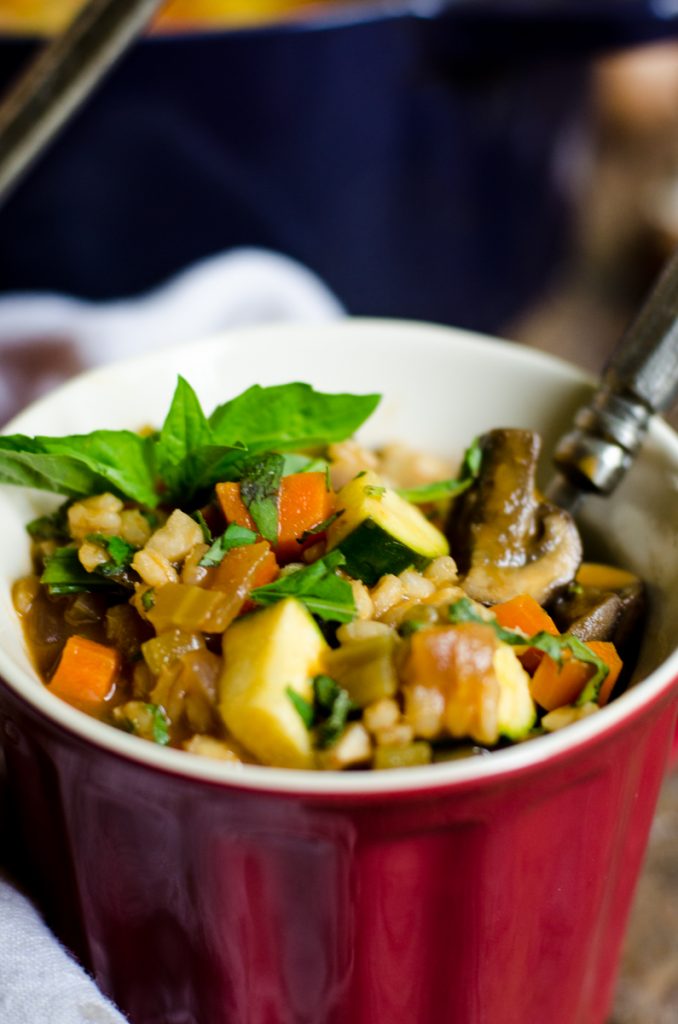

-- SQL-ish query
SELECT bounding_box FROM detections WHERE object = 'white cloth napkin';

[0,248,343,1023]
[0,874,127,1023]
[0,247,344,423]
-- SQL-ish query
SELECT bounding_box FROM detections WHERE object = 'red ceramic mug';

[0,321,677,1024]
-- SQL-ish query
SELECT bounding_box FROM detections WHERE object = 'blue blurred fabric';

[0,2,675,332]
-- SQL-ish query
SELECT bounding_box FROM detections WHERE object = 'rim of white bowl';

[1,318,678,796]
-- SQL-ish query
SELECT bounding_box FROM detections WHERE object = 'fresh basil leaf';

[239,452,284,544]
[0,430,157,505]
[250,549,356,623]
[397,437,483,505]
[281,453,329,476]
[178,443,249,498]
[41,547,128,595]
[0,436,115,498]
[40,431,157,506]
[286,686,314,729]
[158,377,211,466]
[209,383,380,451]
[154,377,214,494]
[199,523,258,567]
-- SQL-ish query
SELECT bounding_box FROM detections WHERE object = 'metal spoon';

[0,0,166,205]
[547,245,678,510]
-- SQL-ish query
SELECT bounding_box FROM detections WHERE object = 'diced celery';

[373,741,432,770]
[325,633,399,706]
[141,628,204,677]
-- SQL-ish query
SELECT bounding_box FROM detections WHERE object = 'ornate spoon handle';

[548,246,678,504]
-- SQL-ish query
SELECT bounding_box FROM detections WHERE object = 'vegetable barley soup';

[4,381,644,769]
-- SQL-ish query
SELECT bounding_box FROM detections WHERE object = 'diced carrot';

[529,652,592,711]
[576,562,639,592]
[215,473,334,563]
[215,482,255,531]
[494,594,558,674]
[49,635,120,707]
[493,594,559,638]
[277,472,334,561]
[209,541,279,621]
[587,640,623,706]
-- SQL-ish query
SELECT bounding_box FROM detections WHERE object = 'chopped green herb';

[313,673,343,710]
[86,533,136,575]
[397,437,483,504]
[447,598,609,704]
[298,510,343,544]
[192,509,213,544]
[26,501,71,541]
[239,452,284,544]
[311,674,357,748]
[463,436,483,478]
[251,549,356,623]
[199,523,258,567]
[397,477,473,504]
[364,485,386,499]
[149,704,171,745]
[141,588,156,611]
[41,546,128,595]
[286,686,314,729]
[398,618,429,638]
[317,688,354,748]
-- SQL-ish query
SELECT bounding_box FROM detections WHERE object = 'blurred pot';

[0,1,676,331]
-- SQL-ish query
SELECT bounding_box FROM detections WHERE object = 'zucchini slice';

[327,471,449,586]
[493,645,537,741]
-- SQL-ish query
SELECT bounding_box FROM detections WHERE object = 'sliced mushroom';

[549,569,645,649]
[447,429,582,606]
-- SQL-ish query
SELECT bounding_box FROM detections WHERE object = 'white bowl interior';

[1,320,678,792]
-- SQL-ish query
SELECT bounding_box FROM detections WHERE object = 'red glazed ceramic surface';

[1,322,677,1024]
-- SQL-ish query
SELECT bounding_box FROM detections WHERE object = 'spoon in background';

[547,243,678,511]
[0,0,167,205]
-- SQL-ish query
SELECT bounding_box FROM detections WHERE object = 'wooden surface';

[611,770,678,1024]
